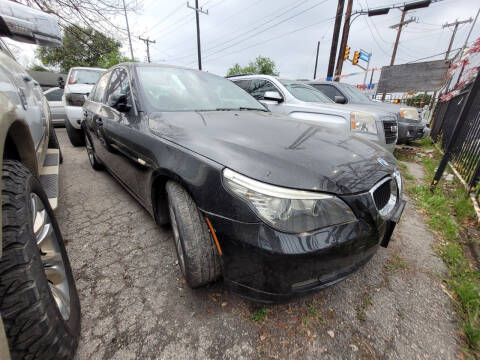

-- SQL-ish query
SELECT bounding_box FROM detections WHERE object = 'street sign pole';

[361,50,371,86]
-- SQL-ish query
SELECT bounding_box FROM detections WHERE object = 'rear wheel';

[85,133,102,171]
[65,119,84,147]
[166,181,221,288]
[0,160,80,359]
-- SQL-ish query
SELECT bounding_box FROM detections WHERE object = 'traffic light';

[352,51,360,65]
[344,45,350,61]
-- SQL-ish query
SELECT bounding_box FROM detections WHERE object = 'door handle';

[96,118,103,126]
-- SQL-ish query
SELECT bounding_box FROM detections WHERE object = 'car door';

[100,67,144,198]
[84,71,111,162]
[44,87,64,122]
[312,84,345,102]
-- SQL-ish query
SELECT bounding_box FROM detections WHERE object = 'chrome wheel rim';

[31,193,70,320]
[168,204,185,274]
[85,135,94,165]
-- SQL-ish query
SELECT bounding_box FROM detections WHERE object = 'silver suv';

[229,75,398,152]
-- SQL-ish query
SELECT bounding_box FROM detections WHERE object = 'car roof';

[115,62,199,72]
[69,67,105,71]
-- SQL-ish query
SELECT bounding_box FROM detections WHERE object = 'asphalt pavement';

[54,128,460,359]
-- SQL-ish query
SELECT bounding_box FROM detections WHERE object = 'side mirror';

[0,1,62,46]
[58,77,65,89]
[263,91,283,103]
[334,95,347,104]
[109,94,131,113]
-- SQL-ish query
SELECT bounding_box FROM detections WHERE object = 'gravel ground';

[54,129,460,359]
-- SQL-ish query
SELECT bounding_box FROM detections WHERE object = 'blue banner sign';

[359,51,370,62]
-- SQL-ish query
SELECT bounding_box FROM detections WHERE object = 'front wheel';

[65,119,85,147]
[0,160,80,359]
[166,181,221,288]
[85,133,102,171]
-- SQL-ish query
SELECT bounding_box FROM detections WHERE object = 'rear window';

[68,69,104,85]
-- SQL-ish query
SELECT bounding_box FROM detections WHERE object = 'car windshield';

[279,80,333,103]
[136,66,266,112]
[68,69,104,85]
[339,84,372,104]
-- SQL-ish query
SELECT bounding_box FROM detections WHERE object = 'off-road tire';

[166,181,221,288]
[0,160,80,360]
[48,124,63,164]
[65,119,84,147]
[85,133,102,171]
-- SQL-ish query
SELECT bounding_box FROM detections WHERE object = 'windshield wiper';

[238,107,268,112]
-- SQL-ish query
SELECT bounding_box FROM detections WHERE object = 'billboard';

[377,60,450,93]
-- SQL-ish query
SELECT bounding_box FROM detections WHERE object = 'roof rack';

[225,73,256,78]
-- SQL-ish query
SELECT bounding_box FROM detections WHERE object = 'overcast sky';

[12,0,480,85]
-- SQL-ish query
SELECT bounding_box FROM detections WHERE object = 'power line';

[168,0,313,61]
[141,3,185,35]
[202,0,330,61]
[199,15,336,64]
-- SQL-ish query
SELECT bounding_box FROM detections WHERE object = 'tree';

[227,56,279,76]
[36,26,131,73]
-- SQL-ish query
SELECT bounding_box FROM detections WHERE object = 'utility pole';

[327,0,345,81]
[187,1,208,70]
[313,41,320,79]
[443,18,473,59]
[334,0,353,81]
[122,0,134,60]
[139,37,156,63]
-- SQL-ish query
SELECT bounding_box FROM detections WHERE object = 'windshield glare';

[69,69,104,85]
[136,67,266,112]
[280,80,333,103]
[340,84,372,104]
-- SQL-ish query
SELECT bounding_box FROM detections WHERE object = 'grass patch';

[251,307,268,322]
[402,140,480,355]
[386,253,407,272]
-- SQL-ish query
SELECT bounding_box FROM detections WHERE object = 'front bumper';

[205,192,406,302]
[397,121,425,143]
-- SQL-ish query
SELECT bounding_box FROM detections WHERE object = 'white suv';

[63,66,105,146]
[229,74,398,152]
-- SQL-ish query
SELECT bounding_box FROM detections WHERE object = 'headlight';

[399,107,419,121]
[350,112,377,134]
[222,168,357,233]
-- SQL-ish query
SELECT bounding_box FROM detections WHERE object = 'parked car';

[307,81,427,144]
[44,86,65,126]
[229,74,398,153]
[82,63,405,302]
[0,1,80,359]
[64,66,105,146]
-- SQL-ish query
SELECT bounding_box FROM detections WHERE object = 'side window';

[45,88,63,101]
[313,85,343,101]
[105,68,131,108]
[92,72,110,103]
[248,79,279,100]
[232,79,251,91]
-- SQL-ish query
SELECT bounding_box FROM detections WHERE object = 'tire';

[0,160,80,360]
[166,181,221,288]
[65,119,84,147]
[84,133,102,171]
[48,124,63,164]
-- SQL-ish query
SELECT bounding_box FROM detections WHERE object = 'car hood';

[148,111,396,194]
[64,83,94,94]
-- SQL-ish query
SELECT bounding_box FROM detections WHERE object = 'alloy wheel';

[31,193,70,320]
[85,135,95,166]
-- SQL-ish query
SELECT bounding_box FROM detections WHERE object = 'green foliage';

[36,26,130,73]
[227,56,279,76]
[251,307,268,322]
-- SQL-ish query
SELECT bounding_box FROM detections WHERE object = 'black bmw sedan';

[82,63,405,302]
